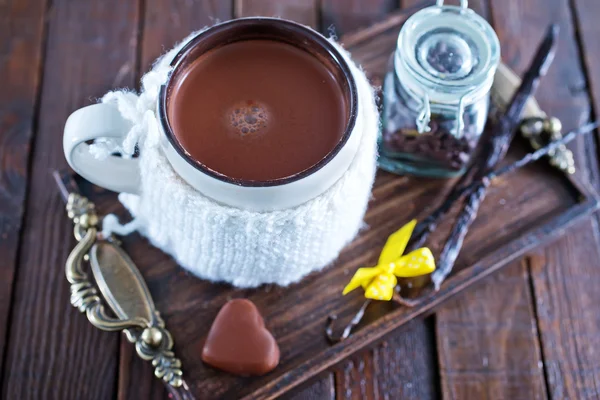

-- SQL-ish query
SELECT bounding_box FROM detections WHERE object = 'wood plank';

[321,0,400,37]
[1,0,140,398]
[573,0,600,120]
[334,2,428,89]
[489,0,599,398]
[570,3,600,396]
[117,340,166,400]
[234,0,318,28]
[489,0,593,184]
[420,2,546,399]
[324,3,439,399]
[280,374,335,400]
[117,1,234,399]
[140,0,232,73]
[529,219,600,400]
[393,2,544,399]
[0,0,47,379]
[334,319,440,400]
[436,261,547,399]
[565,3,600,397]
[572,0,600,189]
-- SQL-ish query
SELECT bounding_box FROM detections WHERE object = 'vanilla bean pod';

[325,299,372,343]
[429,122,598,220]
[417,121,598,215]
[328,121,596,340]
[408,24,560,255]
[323,0,439,342]
[322,92,588,348]
[431,24,560,289]
[407,176,471,251]
[487,121,599,180]
[324,23,563,343]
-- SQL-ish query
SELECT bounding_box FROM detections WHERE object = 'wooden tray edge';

[245,184,599,399]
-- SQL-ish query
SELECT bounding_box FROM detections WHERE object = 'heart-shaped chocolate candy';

[201,299,280,376]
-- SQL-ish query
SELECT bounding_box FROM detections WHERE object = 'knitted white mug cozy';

[91,28,379,288]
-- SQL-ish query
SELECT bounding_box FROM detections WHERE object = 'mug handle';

[63,103,140,194]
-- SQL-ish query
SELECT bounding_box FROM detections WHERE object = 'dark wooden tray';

[75,12,599,400]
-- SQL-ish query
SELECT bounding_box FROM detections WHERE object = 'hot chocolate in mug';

[63,18,379,287]
[65,18,362,211]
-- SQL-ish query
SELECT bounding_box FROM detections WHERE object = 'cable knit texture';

[96,28,379,288]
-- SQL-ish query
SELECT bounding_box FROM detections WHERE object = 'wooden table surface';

[2,0,600,399]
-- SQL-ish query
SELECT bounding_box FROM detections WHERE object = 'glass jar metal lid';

[396,0,500,104]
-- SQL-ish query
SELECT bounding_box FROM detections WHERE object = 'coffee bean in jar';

[379,0,500,178]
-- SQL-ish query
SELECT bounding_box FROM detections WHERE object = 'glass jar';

[379,0,500,178]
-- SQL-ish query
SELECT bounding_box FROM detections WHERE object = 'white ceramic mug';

[63,18,361,211]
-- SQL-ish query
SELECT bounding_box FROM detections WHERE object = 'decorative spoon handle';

[53,171,196,399]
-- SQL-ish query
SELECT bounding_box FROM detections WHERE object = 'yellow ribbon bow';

[343,220,436,301]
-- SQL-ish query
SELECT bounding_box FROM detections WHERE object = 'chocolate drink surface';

[168,39,348,181]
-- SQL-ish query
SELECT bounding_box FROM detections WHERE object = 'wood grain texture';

[321,0,400,37]
[529,219,600,400]
[334,319,440,400]
[0,0,47,379]
[490,0,600,398]
[280,374,335,400]
[235,0,319,28]
[569,4,600,396]
[117,338,167,400]
[328,3,439,400]
[336,3,429,89]
[0,0,140,398]
[436,261,547,399]
[572,0,600,189]
[140,0,232,73]
[489,0,594,185]
[573,0,600,117]
[428,2,547,399]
